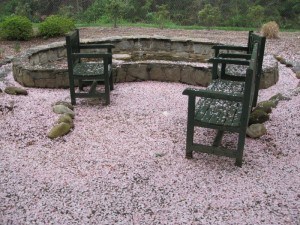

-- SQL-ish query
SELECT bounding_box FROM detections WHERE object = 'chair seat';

[195,98,243,127]
[196,79,245,127]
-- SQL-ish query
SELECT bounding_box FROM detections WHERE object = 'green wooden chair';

[66,29,114,105]
[183,43,259,167]
[210,31,266,107]
[212,31,254,57]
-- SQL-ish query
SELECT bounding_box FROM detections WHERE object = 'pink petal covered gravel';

[1,33,300,224]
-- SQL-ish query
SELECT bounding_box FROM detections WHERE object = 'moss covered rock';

[254,100,277,113]
[269,93,291,105]
[274,55,283,61]
[285,61,293,67]
[53,105,75,118]
[54,101,74,110]
[47,122,71,139]
[274,55,286,64]
[249,109,270,125]
[4,86,28,95]
[246,124,267,138]
[57,114,74,128]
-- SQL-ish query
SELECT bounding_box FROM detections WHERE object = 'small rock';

[246,124,267,138]
[254,100,276,113]
[57,114,74,128]
[249,110,269,125]
[274,55,283,61]
[291,62,300,78]
[285,61,293,67]
[4,86,28,95]
[291,87,300,96]
[274,56,286,64]
[54,101,74,110]
[47,122,71,139]
[53,105,75,118]
[279,59,287,64]
[269,93,291,105]
[0,88,2,93]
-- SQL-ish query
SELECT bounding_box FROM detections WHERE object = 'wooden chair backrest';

[249,33,266,78]
[241,43,258,127]
[246,31,254,53]
[66,29,80,67]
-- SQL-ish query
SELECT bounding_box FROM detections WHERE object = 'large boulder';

[47,122,71,139]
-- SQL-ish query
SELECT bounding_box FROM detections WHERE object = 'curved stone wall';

[12,36,278,89]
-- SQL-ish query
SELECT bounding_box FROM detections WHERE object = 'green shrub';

[39,15,75,38]
[198,4,221,29]
[246,5,265,28]
[106,0,126,28]
[155,4,170,29]
[0,15,33,40]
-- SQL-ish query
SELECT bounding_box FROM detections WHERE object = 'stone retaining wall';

[115,61,212,86]
[12,36,278,89]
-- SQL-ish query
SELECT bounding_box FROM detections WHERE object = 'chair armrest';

[79,44,115,50]
[72,53,112,59]
[208,57,250,66]
[213,45,249,57]
[182,88,243,102]
[212,45,248,51]
[218,53,251,60]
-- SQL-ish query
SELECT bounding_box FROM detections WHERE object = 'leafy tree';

[80,0,109,23]
[198,4,221,28]
[15,2,32,18]
[155,4,170,29]
[106,0,126,28]
[124,0,154,22]
[1,0,299,29]
[57,5,75,19]
[247,5,265,28]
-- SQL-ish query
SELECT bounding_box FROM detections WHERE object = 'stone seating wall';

[12,36,278,89]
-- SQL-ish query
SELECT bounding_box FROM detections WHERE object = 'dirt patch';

[1,27,299,62]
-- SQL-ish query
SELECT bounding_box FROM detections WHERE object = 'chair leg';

[104,78,110,105]
[186,96,196,159]
[69,79,76,105]
[185,116,194,158]
[79,79,83,91]
[252,87,259,107]
[235,132,246,167]
[109,72,114,91]
[213,130,224,147]
[186,127,194,159]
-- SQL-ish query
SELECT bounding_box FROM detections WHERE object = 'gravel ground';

[0,27,300,225]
